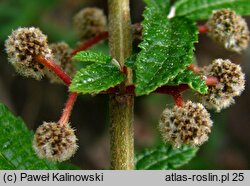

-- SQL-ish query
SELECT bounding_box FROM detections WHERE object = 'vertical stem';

[108,0,134,170]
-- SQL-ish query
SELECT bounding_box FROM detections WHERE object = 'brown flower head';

[206,9,249,52]
[159,101,212,147]
[5,27,52,80]
[73,7,107,40]
[33,122,78,162]
[200,59,245,112]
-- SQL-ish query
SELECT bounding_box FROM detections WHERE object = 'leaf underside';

[174,0,250,20]
[135,143,198,170]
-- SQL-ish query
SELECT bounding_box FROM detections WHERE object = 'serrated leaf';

[135,143,198,170]
[125,55,207,94]
[70,63,125,94]
[73,51,112,63]
[168,70,208,94]
[144,0,171,15]
[174,0,250,20]
[135,7,198,96]
[0,103,58,170]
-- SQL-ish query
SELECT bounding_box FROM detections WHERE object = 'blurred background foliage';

[0,0,250,169]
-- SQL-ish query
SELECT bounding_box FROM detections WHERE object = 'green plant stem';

[108,0,134,170]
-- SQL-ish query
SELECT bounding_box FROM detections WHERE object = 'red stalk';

[101,84,189,95]
[173,93,184,107]
[198,25,209,34]
[71,32,109,55]
[205,76,219,86]
[35,56,71,85]
[101,75,217,95]
[35,56,218,97]
[188,64,201,73]
[58,92,78,126]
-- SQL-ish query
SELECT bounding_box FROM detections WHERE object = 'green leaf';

[70,63,125,94]
[0,103,58,170]
[135,143,198,170]
[125,54,137,69]
[125,55,207,93]
[125,54,137,83]
[168,70,208,94]
[174,0,250,20]
[0,153,15,169]
[135,7,198,96]
[144,0,171,15]
[73,51,112,63]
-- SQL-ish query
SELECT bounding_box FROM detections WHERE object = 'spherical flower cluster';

[73,7,107,40]
[159,101,212,148]
[200,59,245,112]
[46,42,75,83]
[206,9,249,53]
[5,27,52,80]
[33,122,78,162]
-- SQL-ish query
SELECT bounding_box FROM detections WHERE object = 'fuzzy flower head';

[200,59,245,112]
[5,27,52,80]
[73,7,107,40]
[46,42,75,84]
[206,9,249,53]
[159,101,212,148]
[33,122,78,162]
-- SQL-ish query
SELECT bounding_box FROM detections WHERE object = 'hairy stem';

[173,92,184,107]
[108,0,134,170]
[101,75,218,95]
[188,64,201,73]
[71,32,109,56]
[198,25,209,34]
[58,92,78,126]
[35,55,71,85]
[205,76,219,86]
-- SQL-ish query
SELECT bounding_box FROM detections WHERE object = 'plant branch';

[58,92,78,126]
[173,92,184,107]
[205,76,219,85]
[108,0,134,170]
[35,55,71,85]
[188,64,201,73]
[101,76,217,95]
[198,25,209,34]
[71,32,109,56]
